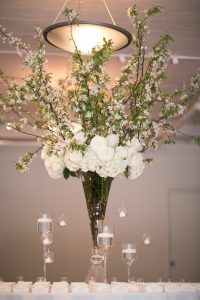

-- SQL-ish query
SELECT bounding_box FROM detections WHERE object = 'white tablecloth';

[0,293,200,300]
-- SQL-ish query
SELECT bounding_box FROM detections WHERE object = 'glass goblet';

[122,243,136,283]
[97,225,114,283]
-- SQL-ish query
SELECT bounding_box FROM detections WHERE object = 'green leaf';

[164,139,175,145]
[124,167,129,179]
[63,168,70,180]
[69,170,77,177]
[147,6,162,16]
[63,168,78,179]
[194,136,200,146]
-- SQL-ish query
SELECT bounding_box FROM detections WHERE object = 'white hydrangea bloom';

[96,154,127,178]
[96,146,114,162]
[41,134,145,180]
[80,148,101,172]
[44,155,63,179]
[130,137,142,152]
[41,145,49,160]
[90,135,107,153]
[115,145,128,159]
[128,152,145,179]
[106,134,119,147]
[69,151,82,163]
[64,152,80,172]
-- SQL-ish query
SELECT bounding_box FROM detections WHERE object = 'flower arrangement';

[0,4,199,181]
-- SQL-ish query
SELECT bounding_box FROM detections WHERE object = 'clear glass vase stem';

[127,264,131,283]
[43,244,47,281]
[104,250,108,283]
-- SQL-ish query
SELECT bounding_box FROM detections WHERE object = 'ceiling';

[0,0,200,81]
[0,0,200,55]
[0,0,200,140]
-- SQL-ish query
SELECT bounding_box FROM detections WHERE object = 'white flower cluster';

[41,134,145,180]
[0,25,29,57]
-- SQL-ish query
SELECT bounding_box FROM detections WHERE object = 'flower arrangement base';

[85,247,105,283]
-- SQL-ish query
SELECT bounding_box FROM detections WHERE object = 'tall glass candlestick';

[97,225,114,283]
[37,214,53,281]
[122,243,137,283]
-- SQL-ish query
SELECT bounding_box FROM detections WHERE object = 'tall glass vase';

[81,171,113,282]
[81,171,113,246]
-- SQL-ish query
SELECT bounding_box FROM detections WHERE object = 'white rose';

[90,135,107,153]
[106,134,119,147]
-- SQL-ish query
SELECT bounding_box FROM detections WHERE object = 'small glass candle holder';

[142,233,152,245]
[60,276,68,282]
[57,215,67,227]
[117,206,128,218]
[111,277,118,283]
[17,276,24,282]
[37,214,53,233]
[36,276,46,282]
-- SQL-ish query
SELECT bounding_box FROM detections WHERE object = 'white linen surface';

[0,282,200,299]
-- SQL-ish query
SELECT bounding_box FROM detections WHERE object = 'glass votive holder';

[37,213,53,233]
[60,277,68,282]
[36,277,46,282]
[17,276,24,282]
[142,233,152,245]
[117,206,128,218]
[111,277,118,283]
[57,215,67,227]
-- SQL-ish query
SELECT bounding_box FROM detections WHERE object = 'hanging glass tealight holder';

[57,214,67,227]
[44,250,54,264]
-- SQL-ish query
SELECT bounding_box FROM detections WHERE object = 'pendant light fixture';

[43,0,132,55]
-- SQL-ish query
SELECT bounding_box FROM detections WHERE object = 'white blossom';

[74,131,86,144]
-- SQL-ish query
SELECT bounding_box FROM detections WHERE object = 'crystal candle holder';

[37,214,53,233]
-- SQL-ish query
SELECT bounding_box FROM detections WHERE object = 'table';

[0,293,200,300]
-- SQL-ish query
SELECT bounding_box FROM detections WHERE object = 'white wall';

[0,140,200,282]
